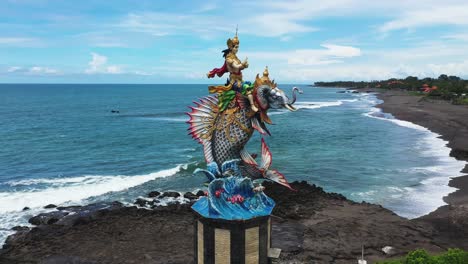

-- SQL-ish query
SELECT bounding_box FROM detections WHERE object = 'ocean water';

[0,84,465,243]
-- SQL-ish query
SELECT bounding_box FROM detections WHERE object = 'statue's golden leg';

[247,94,258,112]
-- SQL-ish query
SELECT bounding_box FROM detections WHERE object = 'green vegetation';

[378,248,468,264]
[452,97,468,105]
[314,74,468,104]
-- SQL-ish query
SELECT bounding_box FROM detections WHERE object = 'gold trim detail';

[268,218,271,250]
[215,228,231,264]
[215,107,253,143]
[245,227,259,264]
[197,221,204,264]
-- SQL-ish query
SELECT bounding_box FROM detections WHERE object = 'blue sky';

[1,0,468,83]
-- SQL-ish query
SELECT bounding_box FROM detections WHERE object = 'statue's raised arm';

[207,31,258,113]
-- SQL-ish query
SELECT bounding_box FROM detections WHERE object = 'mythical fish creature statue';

[187,32,301,220]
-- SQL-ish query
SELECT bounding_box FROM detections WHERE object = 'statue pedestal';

[194,212,271,264]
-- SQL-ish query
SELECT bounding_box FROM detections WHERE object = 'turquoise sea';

[0,84,465,243]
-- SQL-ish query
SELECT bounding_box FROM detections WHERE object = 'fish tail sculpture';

[239,138,295,190]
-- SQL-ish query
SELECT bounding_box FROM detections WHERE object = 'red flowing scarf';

[207,62,228,78]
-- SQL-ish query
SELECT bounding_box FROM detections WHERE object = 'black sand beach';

[372,88,468,256]
[1,89,467,264]
[374,89,468,202]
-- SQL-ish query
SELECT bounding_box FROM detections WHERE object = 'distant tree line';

[314,74,468,104]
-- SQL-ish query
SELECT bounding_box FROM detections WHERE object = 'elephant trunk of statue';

[288,87,303,105]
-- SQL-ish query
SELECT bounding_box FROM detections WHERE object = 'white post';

[358,245,367,264]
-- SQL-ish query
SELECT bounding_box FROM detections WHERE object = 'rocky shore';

[1,88,467,264]
[371,88,468,257]
[1,180,467,264]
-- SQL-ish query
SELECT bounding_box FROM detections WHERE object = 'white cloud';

[7,66,22,72]
[4,66,59,75]
[75,31,128,48]
[367,42,467,62]
[86,52,107,73]
[379,4,468,32]
[134,71,154,76]
[30,66,58,74]
[275,56,468,82]
[194,3,217,13]
[106,65,122,74]
[115,1,468,41]
[85,52,123,74]
[0,37,36,45]
[442,33,468,42]
[238,40,468,82]
[426,60,468,77]
[245,44,361,66]
[118,7,318,39]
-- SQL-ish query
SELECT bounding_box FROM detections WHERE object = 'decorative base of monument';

[194,212,272,264]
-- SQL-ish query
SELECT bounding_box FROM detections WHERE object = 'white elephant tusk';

[284,104,297,111]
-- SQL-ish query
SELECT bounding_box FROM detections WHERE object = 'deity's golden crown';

[227,36,239,49]
[227,27,240,49]
[255,66,277,87]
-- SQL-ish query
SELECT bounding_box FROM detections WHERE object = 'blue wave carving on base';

[191,176,275,220]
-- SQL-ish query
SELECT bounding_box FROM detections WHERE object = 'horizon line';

[0,83,313,85]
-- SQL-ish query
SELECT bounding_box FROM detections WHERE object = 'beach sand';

[369,88,468,252]
[373,88,468,206]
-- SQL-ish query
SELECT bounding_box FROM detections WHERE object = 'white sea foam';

[268,110,289,116]
[355,174,456,219]
[360,94,466,218]
[355,175,456,218]
[144,117,187,122]
[153,195,189,206]
[396,137,464,219]
[0,165,183,213]
[269,100,355,115]
[363,104,429,132]
[294,99,358,110]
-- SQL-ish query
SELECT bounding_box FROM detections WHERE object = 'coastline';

[365,87,468,248]
[1,88,467,263]
[370,88,468,205]
[1,182,461,264]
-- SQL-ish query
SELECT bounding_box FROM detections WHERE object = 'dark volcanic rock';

[134,198,151,207]
[450,148,468,161]
[22,207,30,211]
[55,202,125,227]
[195,190,205,197]
[29,211,69,225]
[148,191,161,198]
[183,192,198,200]
[1,181,464,264]
[27,202,125,228]
[11,226,29,232]
[56,205,82,211]
[40,256,98,264]
[416,204,468,249]
[44,204,57,209]
[161,191,180,198]
[271,218,305,252]
[2,205,194,264]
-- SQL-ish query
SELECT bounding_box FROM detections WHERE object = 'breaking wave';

[0,165,185,213]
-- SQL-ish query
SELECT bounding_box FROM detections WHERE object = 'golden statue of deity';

[207,29,258,113]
